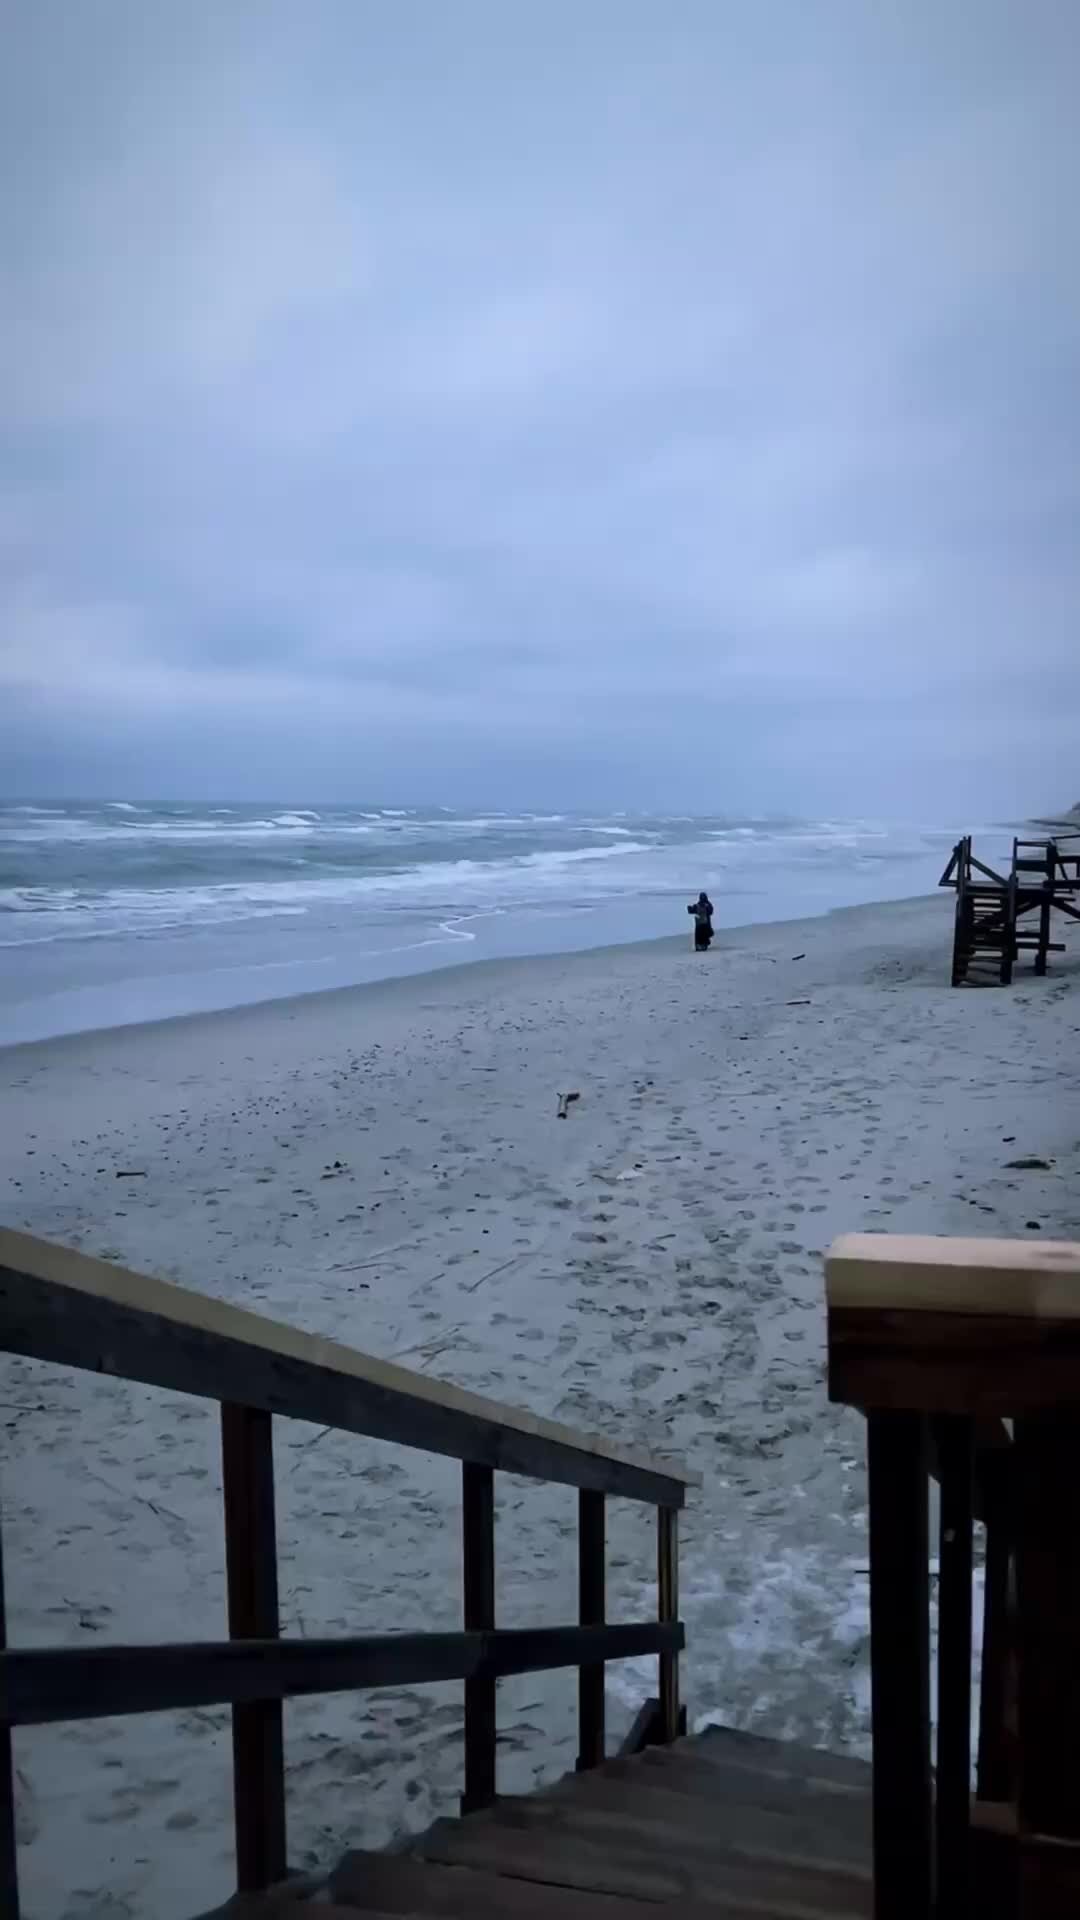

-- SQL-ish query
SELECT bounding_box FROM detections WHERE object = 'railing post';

[1002,871,1017,985]
[462,1462,496,1812]
[867,1411,932,1920]
[977,1450,1015,1803]
[657,1506,679,1744]
[934,1414,973,1917]
[0,1500,20,1920]
[221,1404,286,1894]
[577,1489,605,1770]
[1035,842,1054,975]
[1016,1413,1080,1908]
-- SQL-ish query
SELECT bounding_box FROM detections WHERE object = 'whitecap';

[516,840,653,868]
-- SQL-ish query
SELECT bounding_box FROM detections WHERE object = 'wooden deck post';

[221,1404,287,1894]
[977,1449,1015,1804]
[1035,844,1054,975]
[951,837,971,986]
[1016,1414,1080,1909]
[577,1490,606,1771]
[657,1507,680,1744]
[462,1463,496,1812]
[0,1501,20,1920]
[1002,871,1018,985]
[934,1414,973,1916]
[867,1411,932,1919]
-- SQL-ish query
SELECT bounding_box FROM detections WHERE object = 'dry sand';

[3,894,1079,1919]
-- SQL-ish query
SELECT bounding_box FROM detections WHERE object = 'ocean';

[0,801,1011,1045]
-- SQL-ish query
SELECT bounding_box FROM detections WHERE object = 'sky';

[2,0,1078,815]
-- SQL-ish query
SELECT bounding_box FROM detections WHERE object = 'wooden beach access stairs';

[4,1225,1080,1918]
[939,832,1080,985]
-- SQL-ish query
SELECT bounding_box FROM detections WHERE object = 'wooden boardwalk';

[258,1728,873,1918]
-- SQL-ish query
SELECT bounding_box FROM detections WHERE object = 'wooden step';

[332,1852,659,1915]
[318,1732,875,1918]
[690,1728,871,1791]
[413,1814,872,1914]
[515,1775,870,1865]
[575,1743,870,1812]
[327,1848,860,1917]
[477,1783,869,1867]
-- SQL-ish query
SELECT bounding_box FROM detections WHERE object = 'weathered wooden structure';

[828,1232,1080,1920]
[322,1728,874,1917]
[3,1227,1080,1917]
[0,1227,694,1920]
[940,833,1080,985]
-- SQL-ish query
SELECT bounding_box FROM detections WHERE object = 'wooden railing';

[0,1227,697,1917]
[827,1232,1080,1920]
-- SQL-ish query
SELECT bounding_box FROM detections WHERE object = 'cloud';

[2,0,1079,811]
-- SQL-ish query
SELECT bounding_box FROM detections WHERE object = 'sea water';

[0,802,1014,1044]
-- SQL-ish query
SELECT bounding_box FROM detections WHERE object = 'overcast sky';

[2,1,1077,814]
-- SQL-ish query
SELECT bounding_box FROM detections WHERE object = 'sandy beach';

[3,893,1079,1919]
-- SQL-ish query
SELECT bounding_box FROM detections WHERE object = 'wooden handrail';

[826,1232,1080,1415]
[0,1623,685,1727]
[0,1227,696,1916]
[826,1232,1080,1324]
[0,1226,696,1502]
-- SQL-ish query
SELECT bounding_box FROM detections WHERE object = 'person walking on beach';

[688,890,714,951]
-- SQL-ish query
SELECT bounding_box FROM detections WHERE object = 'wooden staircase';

[940,837,1013,985]
[939,834,1078,985]
[10,1228,1080,1920]
[308,1727,873,1919]
[953,884,1014,987]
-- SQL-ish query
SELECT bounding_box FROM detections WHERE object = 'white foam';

[0,815,983,989]
[518,839,653,868]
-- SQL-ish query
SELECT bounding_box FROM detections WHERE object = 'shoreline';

[1,887,941,1058]
[1,803,1004,1053]
[4,889,1078,1919]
